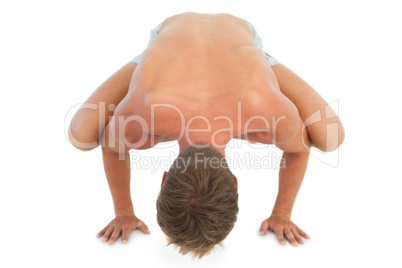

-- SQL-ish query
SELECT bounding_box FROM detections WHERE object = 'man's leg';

[68,62,137,151]
[271,64,345,152]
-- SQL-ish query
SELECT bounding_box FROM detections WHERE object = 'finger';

[274,227,286,245]
[122,228,130,244]
[296,226,310,239]
[136,221,150,234]
[284,227,298,246]
[102,227,114,242]
[291,227,304,244]
[97,225,108,238]
[260,220,269,236]
[108,226,122,245]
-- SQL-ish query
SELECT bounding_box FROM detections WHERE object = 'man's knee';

[68,119,99,151]
[313,122,345,152]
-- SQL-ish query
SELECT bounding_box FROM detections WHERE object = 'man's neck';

[178,135,227,156]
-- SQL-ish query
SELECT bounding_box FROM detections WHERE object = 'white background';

[1,0,401,267]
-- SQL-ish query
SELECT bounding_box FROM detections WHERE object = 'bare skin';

[69,12,345,246]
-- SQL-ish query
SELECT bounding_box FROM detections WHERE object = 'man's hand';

[97,214,150,245]
[259,214,310,246]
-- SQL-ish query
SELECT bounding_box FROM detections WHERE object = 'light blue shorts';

[130,18,280,66]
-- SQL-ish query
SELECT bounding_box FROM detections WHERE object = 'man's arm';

[272,149,310,217]
[272,116,311,217]
[101,135,133,216]
[96,118,150,245]
[260,117,311,245]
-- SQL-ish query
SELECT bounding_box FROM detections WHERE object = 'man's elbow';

[273,106,300,143]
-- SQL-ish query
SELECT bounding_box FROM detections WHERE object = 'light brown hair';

[156,143,239,259]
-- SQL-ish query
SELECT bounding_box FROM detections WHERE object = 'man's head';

[156,143,239,259]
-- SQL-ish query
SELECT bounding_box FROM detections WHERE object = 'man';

[68,12,345,259]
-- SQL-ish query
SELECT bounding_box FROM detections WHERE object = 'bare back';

[115,12,298,148]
